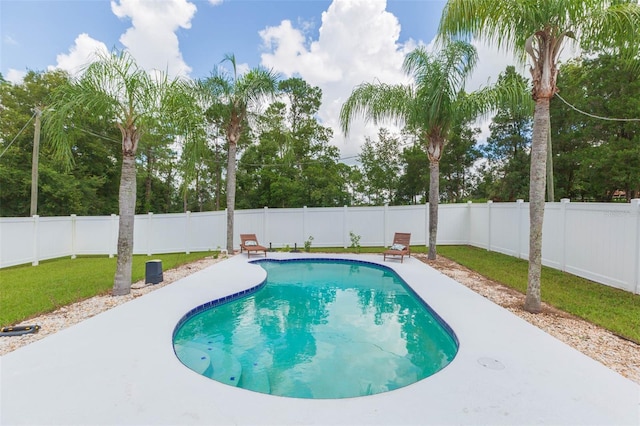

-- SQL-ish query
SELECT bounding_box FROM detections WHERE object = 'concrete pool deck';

[1,253,638,425]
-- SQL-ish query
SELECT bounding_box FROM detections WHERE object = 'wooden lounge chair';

[240,234,267,258]
[383,232,411,263]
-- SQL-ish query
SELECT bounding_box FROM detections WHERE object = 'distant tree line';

[1,51,638,218]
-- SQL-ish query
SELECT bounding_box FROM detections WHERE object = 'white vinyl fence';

[1,200,639,294]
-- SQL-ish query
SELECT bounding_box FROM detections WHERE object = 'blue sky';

[1,0,517,160]
[1,0,444,79]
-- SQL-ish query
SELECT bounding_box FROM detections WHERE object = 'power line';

[0,120,122,161]
[2,117,363,166]
[0,111,37,159]
[76,127,121,144]
[555,93,640,122]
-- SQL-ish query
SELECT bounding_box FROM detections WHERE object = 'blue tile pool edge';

[171,279,267,342]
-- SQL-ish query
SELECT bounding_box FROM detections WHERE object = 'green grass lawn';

[436,246,640,344]
[0,252,215,327]
[2,246,638,345]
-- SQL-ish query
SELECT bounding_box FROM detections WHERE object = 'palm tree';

[44,50,194,296]
[439,0,640,313]
[340,41,529,260]
[196,55,279,253]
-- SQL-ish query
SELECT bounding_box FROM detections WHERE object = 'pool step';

[239,368,271,394]
[207,346,243,387]
[176,341,242,386]
[174,344,211,376]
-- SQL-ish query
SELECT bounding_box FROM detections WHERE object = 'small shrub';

[349,231,361,253]
[304,236,314,252]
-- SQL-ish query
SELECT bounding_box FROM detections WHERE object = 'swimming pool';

[173,259,458,399]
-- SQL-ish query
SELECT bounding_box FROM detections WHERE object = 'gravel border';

[416,254,640,385]
[0,255,226,356]
[2,253,638,385]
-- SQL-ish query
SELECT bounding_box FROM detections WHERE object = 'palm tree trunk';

[183,186,187,212]
[428,159,439,260]
[144,145,153,213]
[215,145,221,211]
[165,165,174,212]
[546,123,555,202]
[525,98,550,313]
[196,169,202,212]
[113,151,137,296]
[226,141,237,253]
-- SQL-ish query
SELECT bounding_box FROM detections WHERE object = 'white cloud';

[235,62,250,77]
[3,35,18,46]
[208,0,223,5]
[48,33,109,77]
[260,0,413,163]
[110,0,196,77]
[259,0,582,162]
[5,68,26,84]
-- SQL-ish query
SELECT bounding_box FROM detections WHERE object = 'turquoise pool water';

[173,259,458,399]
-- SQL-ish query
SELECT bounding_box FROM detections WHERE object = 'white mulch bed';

[416,254,640,385]
[2,253,638,385]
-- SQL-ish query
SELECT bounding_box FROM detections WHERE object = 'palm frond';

[238,67,280,105]
[402,40,478,135]
[221,53,238,81]
[439,0,639,64]
[44,48,201,165]
[339,83,414,135]
[43,76,117,168]
[462,73,533,122]
[581,2,640,54]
